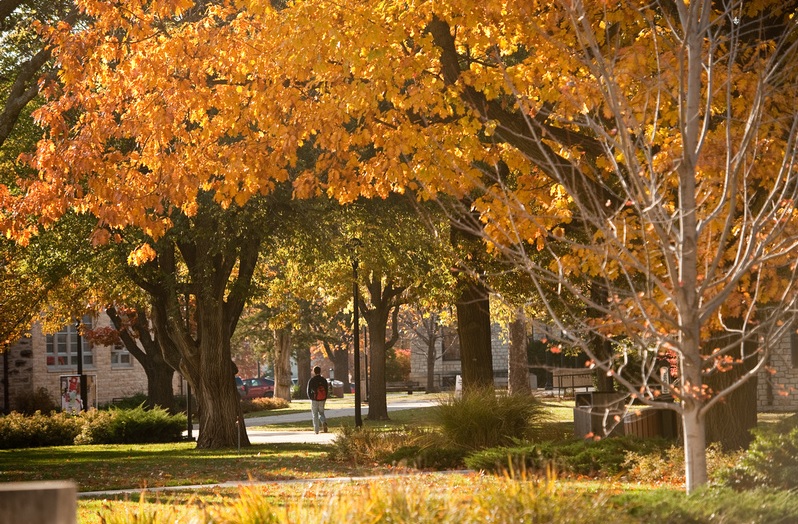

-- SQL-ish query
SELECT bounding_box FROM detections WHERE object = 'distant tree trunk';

[332,347,348,389]
[450,216,494,391]
[361,276,404,421]
[106,305,176,412]
[703,327,758,450]
[322,340,349,390]
[296,345,311,399]
[508,308,530,395]
[273,327,293,401]
[426,333,438,393]
[455,280,494,390]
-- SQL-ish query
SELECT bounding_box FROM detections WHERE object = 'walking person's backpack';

[315,382,327,401]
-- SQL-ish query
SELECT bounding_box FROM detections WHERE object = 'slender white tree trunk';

[682,400,708,491]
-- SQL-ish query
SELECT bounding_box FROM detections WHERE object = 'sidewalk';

[188,397,438,445]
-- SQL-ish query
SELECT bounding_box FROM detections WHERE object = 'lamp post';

[349,237,363,427]
[75,319,88,411]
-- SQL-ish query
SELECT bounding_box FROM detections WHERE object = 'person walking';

[307,366,329,433]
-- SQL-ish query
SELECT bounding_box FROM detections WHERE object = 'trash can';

[330,380,344,398]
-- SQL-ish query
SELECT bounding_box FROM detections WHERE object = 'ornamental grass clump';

[96,475,634,524]
[435,387,548,450]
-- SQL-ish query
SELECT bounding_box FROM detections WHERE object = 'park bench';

[552,368,594,397]
[386,381,424,394]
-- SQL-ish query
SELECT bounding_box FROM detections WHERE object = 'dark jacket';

[307,374,329,400]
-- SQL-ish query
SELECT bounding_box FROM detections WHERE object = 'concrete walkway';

[77,398,440,498]
[187,397,438,445]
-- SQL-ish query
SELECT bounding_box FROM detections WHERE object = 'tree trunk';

[361,277,404,421]
[184,308,249,449]
[455,280,494,391]
[508,308,530,395]
[683,400,708,493]
[450,213,494,391]
[426,333,438,393]
[106,305,176,412]
[273,327,293,401]
[332,347,348,391]
[137,207,259,449]
[367,316,389,419]
[703,328,758,449]
[296,344,311,399]
[146,364,176,412]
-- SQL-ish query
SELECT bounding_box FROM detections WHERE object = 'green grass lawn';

[5,397,796,524]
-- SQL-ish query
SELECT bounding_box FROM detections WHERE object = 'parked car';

[235,376,246,397]
[241,377,275,399]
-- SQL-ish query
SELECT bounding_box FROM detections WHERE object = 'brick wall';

[0,337,35,412]
[408,323,511,389]
[757,330,798,411]
[1,313,171,411]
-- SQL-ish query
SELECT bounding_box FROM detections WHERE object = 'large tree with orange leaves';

[4,0,798,488]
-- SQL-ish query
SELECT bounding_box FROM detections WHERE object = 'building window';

[791,331,798,369]
[111,342,133,368]
[441,326,461,361]
[46,318,94,370]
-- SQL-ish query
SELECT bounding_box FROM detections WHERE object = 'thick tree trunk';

[187,310,249,449]
[146,364,176,412]
[455,280,494,390]
[362,277,403,421]
[367,318,389,420]
[106,305,176,412]
[296,345,311,399]
[508,308,530,395]
[332,348,348,391]
[273,327,293,401]
[450,213,494,392]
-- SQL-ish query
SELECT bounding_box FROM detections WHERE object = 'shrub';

[14,387,59,415]
[466,436,674,478]
[75,404,186,445]
[434,388,548,450]
[623,442,738,484]
[0,411,83,449]
[720,413,798,490]
[240,396,290,413]
[101,393,149,410]
[329,425,432,465]
[385,444,468,470]
[616,486,798,524]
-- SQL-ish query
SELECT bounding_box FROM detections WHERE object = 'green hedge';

[0,406,187,449]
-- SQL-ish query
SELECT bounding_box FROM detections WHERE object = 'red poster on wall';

[60,375,97,412]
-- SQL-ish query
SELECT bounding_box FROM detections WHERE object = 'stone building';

[406,318,798,413]
[407,323,510,390]
[1,312,180,413]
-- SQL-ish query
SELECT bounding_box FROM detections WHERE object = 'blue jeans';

[311,399,327,433]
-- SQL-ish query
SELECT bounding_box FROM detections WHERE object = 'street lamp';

[75,319,88,411]
[349,237,363,427]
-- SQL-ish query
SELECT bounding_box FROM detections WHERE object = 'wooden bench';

[386,381,424,394]
[552,368,594,397]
